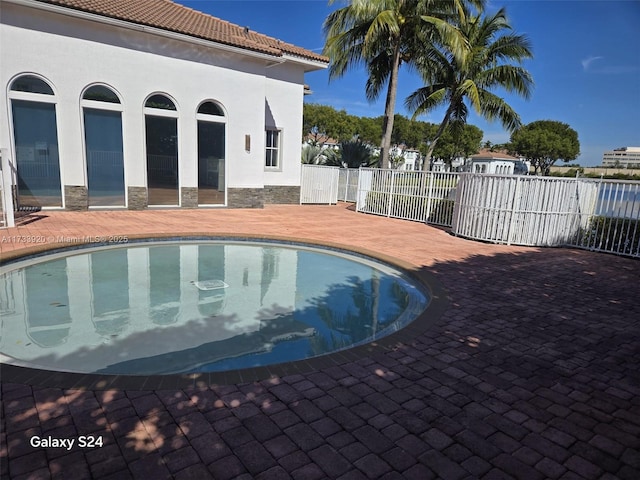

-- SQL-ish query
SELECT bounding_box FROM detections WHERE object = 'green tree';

[509,120,580,175]
[303,103,357,143]
[430,123,483,167]
[406,7,533,170]
[357,116,383,145]
[404,118,430,149]
[323,0,477,169]
[390,114,410,146]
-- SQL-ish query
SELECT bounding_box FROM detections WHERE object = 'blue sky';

[182,0,640,166]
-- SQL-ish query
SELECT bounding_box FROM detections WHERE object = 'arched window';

[144,94,179,205]
[146,94,176,110]
[196,101,226,205]
[83,85,120,103]
[10,75,54,95]
[81,84,125,206]
[198,101,224,116]
[9,74,62,207]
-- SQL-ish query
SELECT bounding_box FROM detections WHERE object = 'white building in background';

[602,147,640,168]
[430,149,529,174]
[400,149,421,170]
[467,150,530,175]
[0,0,328,211]
[389,145,422,170]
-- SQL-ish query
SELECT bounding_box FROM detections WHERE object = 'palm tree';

[340,139,377,168]
[406,7,534,170]
[323,0,480,169]
[301,144,324,164]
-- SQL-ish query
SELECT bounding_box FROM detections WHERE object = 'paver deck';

[1,204,639,480]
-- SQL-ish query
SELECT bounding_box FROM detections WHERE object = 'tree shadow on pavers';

[419,247,640,391]
[2,247,640,479]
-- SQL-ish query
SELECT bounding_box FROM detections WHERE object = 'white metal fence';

[337,168,359,202]
[300,164,339,204]
[356,168,461,226]
[452,175,599,246]
[0,148,15,229]
[451,174,640,257]
[570,179,640,256]
[0,166,6,229]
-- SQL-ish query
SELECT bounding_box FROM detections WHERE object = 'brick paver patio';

[1,204,639,479]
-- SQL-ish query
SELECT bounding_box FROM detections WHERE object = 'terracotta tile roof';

[471,149,519,160]
[33,0,329,63]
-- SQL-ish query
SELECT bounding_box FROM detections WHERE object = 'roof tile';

[34,0,329,63]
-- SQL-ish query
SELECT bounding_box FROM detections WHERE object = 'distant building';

[467,150,529,175]
[303,134,340,150]
[602,147,640,168]
[397,149,420,171]
[390,145,421,170]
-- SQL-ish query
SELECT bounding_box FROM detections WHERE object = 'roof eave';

[281,53,329,72]
[6,0,290,64]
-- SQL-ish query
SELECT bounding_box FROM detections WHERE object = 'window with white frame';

[265,128,281,168]
[82,84,125,207]
[144,94,179,206]
[9,74,62,207]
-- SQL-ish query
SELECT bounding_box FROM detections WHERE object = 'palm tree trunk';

[379,42,402,170]
[422,107,452,171]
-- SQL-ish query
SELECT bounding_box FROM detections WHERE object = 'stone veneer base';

[127,187,147,210]
[227,188,264,208]
[181,187,198,208]
[264,185,301,204]
[64,186,88,211]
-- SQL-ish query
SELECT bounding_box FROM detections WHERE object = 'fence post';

[506,175,522,245]
[425,171,435,221]
[0,148,15,228]
[344,169,350,202]
[387,170,396,217]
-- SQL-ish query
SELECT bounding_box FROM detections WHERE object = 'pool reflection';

[0,243,427,374]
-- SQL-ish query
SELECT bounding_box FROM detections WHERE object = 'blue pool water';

[0,240,429,375]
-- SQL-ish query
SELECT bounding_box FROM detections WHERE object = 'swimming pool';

[0,239,430,375]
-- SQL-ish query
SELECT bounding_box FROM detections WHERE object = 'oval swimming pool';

[0,240,429,375]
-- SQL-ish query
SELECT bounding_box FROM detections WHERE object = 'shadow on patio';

[2,246,639,479]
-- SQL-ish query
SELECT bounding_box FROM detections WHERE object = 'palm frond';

[485,34,533,63]
[405,85,448,119]
[458,79,480,111]
[407,2,533,151]
[365,51,393,100]
[477,89,523,132]
[476,65,534,98]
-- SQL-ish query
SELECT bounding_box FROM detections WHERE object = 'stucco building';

[468,150,529,175]
[0,0,328,211]
[602,147,640,168]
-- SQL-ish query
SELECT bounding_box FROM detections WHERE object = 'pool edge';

[0,233,449,390]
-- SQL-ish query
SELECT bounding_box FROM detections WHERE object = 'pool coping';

[0,233,449,390]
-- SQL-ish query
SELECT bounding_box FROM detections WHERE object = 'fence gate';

[0,148,15,229]
[300,164,339,204]
[337,168,359,202]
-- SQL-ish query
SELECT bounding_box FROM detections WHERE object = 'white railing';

[337,168,359,202]
[350,168,640,258]
[450,174,640,258]
[0,148,15,229]
[147,154,178,182]
[0,165,6,229]
[356,168,460,226]
[88,150,124,175]
[300,164,339,204]
[570,179,640,256]
[452,175,599,246]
